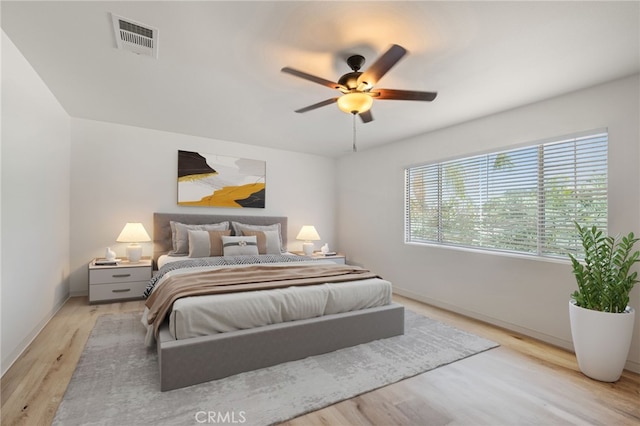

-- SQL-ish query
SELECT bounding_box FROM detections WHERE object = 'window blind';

[405,131,608,259]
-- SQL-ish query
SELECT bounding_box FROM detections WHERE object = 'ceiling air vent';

[111,13,159,59]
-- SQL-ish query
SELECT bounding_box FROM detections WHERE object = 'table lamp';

[116,222,151,263]
[296,225,321,256]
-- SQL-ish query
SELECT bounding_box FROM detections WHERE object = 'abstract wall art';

[177,150,266,208]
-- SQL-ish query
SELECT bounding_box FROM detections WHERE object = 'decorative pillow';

[170,221,229,255]
[188,230,231,258]
[241,230,282,254]
[231,222,284,252]
[221,235,259,256]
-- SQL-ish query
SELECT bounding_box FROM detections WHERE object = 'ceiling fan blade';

[359,110,374,123]
[373,88,438,102]
[294,98,339,113]
[281,67,346,91]
[357,44,407,88]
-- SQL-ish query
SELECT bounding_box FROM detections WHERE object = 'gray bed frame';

[152,212,405,391]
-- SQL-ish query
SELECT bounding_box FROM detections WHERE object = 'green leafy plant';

[569,222,640,313]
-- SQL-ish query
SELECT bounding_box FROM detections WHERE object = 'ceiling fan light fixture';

[282,44,437,124]
[337,92,373,114]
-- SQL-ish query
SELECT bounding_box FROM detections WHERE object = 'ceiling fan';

[281,44,437,123]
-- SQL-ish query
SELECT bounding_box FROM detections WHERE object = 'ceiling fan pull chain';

[352,113,357,152]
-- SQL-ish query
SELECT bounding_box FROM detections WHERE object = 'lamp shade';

[116,223,150,263]
[296,225,320,256]
[116,223,151,243]
[296,225,321,241]
[337,92,373,114]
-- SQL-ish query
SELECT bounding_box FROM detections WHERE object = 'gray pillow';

[170,221,229,255]
[231,222,284,252]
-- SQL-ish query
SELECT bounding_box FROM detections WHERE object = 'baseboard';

[393,288,575,350]
[393,287,640,375]
[624,359,640,374]
[1,293,70,377]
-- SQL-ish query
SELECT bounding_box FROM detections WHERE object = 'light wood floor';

[2,295,639,426]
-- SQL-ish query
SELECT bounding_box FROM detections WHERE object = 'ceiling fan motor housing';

[338,71,362,90]
[338,54,367,90]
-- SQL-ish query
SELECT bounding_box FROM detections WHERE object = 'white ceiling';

[2,1,639,157]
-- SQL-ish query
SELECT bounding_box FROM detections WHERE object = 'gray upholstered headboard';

[153,212,288,264]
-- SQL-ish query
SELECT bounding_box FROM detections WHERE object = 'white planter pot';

[569,299,635,382]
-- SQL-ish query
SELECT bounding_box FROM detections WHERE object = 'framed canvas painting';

[177,150,266,208]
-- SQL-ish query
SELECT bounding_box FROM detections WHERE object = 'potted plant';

[568,222,639,382]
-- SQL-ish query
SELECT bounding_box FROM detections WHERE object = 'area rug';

[53,310,498,426]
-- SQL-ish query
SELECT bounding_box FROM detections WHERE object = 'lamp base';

[126,243,142,263]
[302,242,314,256]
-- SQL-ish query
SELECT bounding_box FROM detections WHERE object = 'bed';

[146,212,405,391]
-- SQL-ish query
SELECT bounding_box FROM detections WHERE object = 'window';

[405,131,608,259]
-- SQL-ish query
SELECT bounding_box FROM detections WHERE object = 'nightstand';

[88,258,152,303]
[292,252,346,265]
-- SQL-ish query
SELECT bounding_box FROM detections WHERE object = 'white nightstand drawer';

[322,256,346,265]
[309,254,346,264]
[90,267,151,284]
[89,281,148,302]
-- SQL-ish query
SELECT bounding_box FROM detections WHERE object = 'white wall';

[337,74,640,373]
[4,21,638,379]
[69,119,337,295]
[1,31,71,375]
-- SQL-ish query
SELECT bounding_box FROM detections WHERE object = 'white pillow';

[170,221,229,255]
[221,235,259,256]
[188,230,231,257]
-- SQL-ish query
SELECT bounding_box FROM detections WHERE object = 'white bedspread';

[142,261,392,345]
